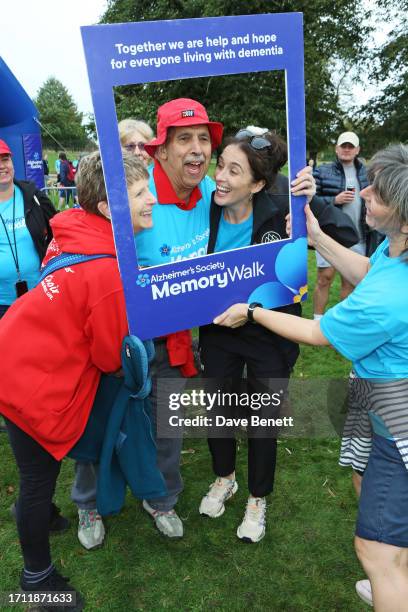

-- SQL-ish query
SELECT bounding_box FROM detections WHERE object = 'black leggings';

[200,327,292,497]
[5,419,61,571]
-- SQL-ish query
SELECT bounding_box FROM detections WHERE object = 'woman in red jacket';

[0,151,155,610]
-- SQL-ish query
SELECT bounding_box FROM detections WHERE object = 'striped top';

[320,240,408,471]
[340,373,408,472]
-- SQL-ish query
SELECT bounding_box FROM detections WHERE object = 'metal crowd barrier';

[41,185,77,211]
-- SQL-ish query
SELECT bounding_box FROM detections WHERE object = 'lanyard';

[0,190,21,280]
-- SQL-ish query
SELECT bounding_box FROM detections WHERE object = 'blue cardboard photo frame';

[81,12,307,340]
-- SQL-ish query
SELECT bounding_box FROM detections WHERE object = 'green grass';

[0,256,362,612]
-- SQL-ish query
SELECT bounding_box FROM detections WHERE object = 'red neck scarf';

[153,161,202,211]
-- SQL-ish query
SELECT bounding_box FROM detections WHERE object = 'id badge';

[15,280,28,297]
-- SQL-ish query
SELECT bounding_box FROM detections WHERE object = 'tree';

[35,77,88,150]
[101,0,375,156]
[356,1,408,155]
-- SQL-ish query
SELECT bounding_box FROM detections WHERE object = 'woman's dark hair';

[220,132,287,190]
[59,152,67,161]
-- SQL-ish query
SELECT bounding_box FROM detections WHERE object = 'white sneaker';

[77,508,105,550]
[237,497,266,543]
[199,477,238,518]
[355,579,373,607]
[142,500,183,538]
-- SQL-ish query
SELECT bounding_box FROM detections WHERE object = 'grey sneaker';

[199,477,238,518]
[77,509,105,550]
[237,497,266,543]
[142,500,183,538]
[355,579,373,607]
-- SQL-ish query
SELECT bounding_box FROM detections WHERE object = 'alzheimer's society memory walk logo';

[136,261,265,300]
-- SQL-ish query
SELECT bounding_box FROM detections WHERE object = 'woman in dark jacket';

[0,139,56,318]
[199,130,315,542]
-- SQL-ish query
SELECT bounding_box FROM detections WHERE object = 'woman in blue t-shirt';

[198,130,315,543]
[0,139,56,319]
[214,144,408,608]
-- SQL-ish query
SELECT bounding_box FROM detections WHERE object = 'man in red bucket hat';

[144,98,223,155]
[136,97,222,265]
[72,99,223,544]
[137,98,222,537]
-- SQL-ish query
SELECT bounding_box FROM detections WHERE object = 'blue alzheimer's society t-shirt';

[214,212,253,253]
[320,239,408,379]
[0,186,41,305]
[135,167,215,267]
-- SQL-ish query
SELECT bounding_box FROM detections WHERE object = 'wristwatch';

[247,302,263,323]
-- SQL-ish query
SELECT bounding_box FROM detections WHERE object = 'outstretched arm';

[306,204,370,285]
[213,304,330,346]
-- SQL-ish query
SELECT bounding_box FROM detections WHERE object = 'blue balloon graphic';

[275,238,307,291]
[248,282,295,308]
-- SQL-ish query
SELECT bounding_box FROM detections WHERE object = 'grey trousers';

[71,462,99,510]
[71,340,185,512]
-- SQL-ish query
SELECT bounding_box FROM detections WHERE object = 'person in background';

[42,154,49,187]
[312,132,381,319]
[0,151,155,610]
[213,144,408,611]
[54,156,61,182]
[58,152,76,208]
[118,118,154,167]
[0,139,56,319]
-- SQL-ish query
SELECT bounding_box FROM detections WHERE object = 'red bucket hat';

[144,98,223,157]
[0,139,12,156]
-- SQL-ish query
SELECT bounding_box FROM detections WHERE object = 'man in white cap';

[312,131,372,319]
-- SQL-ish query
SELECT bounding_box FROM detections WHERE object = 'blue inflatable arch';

[0,57,44,188]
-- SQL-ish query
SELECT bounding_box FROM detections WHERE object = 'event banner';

[81,13,307,339]
[22,133,44,189]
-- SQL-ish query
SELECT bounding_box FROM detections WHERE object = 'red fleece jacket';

[0,209,128,460]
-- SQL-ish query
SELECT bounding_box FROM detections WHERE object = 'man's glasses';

[235,129,271,150]
[124,142,145,152]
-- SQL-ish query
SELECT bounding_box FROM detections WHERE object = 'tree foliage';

[356,2,408,155]
[100,0,376,156]
[35,77,88,150]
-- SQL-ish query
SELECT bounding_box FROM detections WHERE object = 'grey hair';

[75,151,148,215]
[367,144,408,260]
[118,119,154,145]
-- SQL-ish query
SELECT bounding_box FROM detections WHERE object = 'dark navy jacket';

[313,158,383,255]
[14,179,57,261]
[313,157,368,206]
